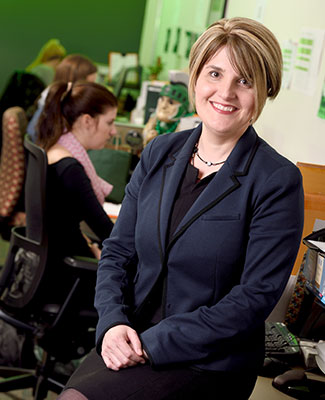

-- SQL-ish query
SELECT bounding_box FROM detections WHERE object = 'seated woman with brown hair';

[37,81,117,260]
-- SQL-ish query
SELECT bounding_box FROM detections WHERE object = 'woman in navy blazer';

[60,17,304,400]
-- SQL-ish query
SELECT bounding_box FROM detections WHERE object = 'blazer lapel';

[157,125,202,252]
[167,126,259,246]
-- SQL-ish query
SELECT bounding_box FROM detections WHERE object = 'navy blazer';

[95,124,304,373]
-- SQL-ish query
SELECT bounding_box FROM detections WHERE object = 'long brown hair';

[54,54,97,82]
[37,81,117,151]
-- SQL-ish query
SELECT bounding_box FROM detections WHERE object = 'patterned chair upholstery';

[0,107,27,240]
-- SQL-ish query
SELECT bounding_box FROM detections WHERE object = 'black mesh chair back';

[25,134,48,244]
[0,136,98,399]
[0,135,48,312]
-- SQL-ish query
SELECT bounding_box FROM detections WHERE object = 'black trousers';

[63,349,258,400]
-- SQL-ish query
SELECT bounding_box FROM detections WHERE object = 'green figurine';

[143,83,191,145]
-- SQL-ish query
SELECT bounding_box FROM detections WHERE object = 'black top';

[47,157,114,258]
[167,163,216,241]
[148,163,217,325]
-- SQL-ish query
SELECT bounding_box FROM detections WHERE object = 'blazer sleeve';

[140,164,304,366]
[94,140,154,343]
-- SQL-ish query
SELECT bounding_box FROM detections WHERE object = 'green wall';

[0,0,146,94]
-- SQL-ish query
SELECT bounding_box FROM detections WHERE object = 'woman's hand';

[82,233,101,260]
[143,115,158,145]
[101,325,147,371]
[90,242,101,259]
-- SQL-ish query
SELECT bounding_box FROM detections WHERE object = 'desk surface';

[250,376,294,399]
[250,370,325,399]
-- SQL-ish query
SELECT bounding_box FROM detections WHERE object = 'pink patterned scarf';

[58,132,113,205]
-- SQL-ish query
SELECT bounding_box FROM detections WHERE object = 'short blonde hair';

[189,17,282,122]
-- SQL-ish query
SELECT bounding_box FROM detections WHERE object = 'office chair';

[0,135,98,399]
[0,106,27,241]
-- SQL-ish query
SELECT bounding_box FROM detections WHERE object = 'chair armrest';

[0,310,36,333]
[64,256,98,272]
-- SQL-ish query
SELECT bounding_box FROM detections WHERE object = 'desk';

[250,375,295,399]
[250,368,325,399]
[106,121,144,153]
[292,162,325,275]
[80,203,121,243]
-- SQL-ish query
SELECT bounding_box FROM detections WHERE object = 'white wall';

[226,0,325,164]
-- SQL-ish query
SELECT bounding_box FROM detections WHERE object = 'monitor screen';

[288,229,325,341]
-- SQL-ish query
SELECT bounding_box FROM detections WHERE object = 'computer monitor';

[303,229,325,305]
[290,286,325,341]
[288,229,325,341]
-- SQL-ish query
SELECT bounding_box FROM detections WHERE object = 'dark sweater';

[47,157,114,258]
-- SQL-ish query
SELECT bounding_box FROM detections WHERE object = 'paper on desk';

[316,341,325,361]
[103,202,121,218]
[308,240,325,252]
[313,219,325,231]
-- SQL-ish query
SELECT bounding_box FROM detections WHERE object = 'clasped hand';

[101,325,147,371]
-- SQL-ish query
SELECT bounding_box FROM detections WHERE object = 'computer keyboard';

[265,321,301,360]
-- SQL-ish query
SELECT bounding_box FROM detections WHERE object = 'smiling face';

[88,107,117,149]
[195,46,256,142]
